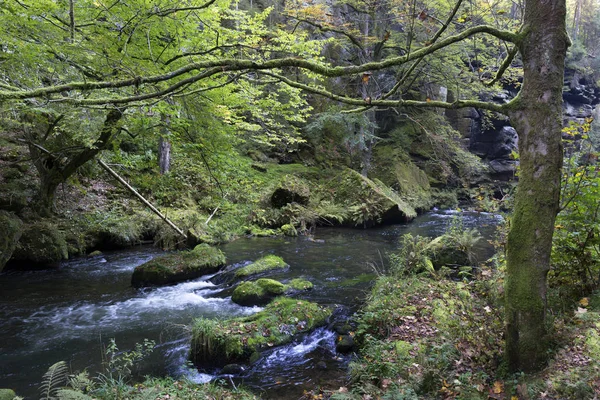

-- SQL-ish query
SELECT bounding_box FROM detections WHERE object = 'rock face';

[131,244,226,287]
[329,168,417,227]
[11,221,68,267]
[0,211,23,272]
[447,68,600,181]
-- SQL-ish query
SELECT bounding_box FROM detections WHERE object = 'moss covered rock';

[131,244,226,287]
[234,255,287,279]
[190,297,331,366]
[11,221,68,266]
[231,278,287,306]
[270,175,310,208]
[328,168,417,227]
[287,278,313,291]
[0,211,23,272]
[0,388,16,400]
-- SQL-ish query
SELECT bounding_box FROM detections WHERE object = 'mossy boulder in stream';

[0,211,23,272]
[232,279,287,306]
[190,297,331,366]
[131,244,225,287]
[231,278,313,306]
[234,255,287,279]
[11,221,68,267]
[328,168,417,227]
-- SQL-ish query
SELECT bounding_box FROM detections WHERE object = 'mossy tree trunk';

[27,109,124,217]
[504,0,569,372]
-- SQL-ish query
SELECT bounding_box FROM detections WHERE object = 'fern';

[40,361,68,400]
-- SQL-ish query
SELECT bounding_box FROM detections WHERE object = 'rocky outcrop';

[11,221,68,267]
[329,168,417,227]
[0,211,23,272]
[131,244,226,287]
[270,175,310,208]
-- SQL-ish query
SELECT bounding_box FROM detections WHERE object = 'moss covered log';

[190,297,331,366]
[131,244,225,287]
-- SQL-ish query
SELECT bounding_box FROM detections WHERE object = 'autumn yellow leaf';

[579,297,589,307]
[493,381,504,394]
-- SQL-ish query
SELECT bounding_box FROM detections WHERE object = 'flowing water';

[0,210,501,399]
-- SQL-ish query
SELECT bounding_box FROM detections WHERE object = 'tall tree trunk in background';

[158,114,171,175]
[504,0,569,372]
[571,0,582,42]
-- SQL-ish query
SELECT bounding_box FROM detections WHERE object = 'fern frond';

[40,361,68,400]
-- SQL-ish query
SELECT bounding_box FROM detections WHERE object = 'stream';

[0,210,501,399]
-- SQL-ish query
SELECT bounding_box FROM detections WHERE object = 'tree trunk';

[505,0,569,372]
[158,113,171,175]
[158,136,171,175]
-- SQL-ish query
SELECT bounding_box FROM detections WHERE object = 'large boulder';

[11,221,68,267]
[329,168,417,227]
[270,175,311,208]
[131,244,226,287]
[190,298,331,366]
[0,211,23,272]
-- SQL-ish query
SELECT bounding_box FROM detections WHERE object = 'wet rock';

[232,279,286,306]
[332,321,353,335]
[336,335,355,353]
[0,211,23,272]
[11,221,68,267]
[131,244,225,287]
[316,361,328,370]
[221,364,246,375]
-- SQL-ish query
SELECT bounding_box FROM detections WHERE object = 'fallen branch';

[98,159,187,240]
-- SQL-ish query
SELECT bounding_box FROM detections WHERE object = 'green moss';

[249,226,278,237]
[0,211,23,272]
[131,245,226,287]
[231,278,287,306]
[191,297,331,366]
[11,220,68,265]
[326,168,417,226]
[280,223,298,236]
[235,255,287,278]
[287,278,313,290]
[0,389,16,400]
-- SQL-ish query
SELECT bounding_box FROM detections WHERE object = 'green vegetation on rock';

[0,210,23,272]
[234,255,287,278]
[0,389,16,400]
[131,244,225,287]
[11,221,68,266]
[231,278,287,306]
[231,278,314,306]
[191,297,331,366]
